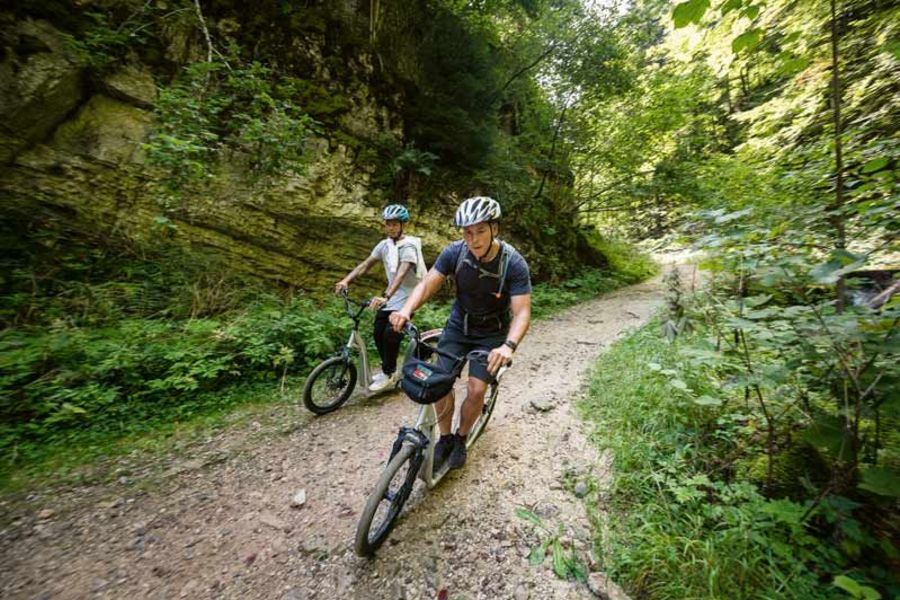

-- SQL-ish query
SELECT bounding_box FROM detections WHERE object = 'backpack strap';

[454,241,511,298]
[454,241,469,277]
[495,241,512,299]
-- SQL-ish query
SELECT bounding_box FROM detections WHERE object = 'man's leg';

[433,323,471,435]
[448,333,504,469]
[372,311,388,373]
[435,390,455,436]
[432,389,456,470]
[369,311,394,391]
[380,314,404,377]
[432,324,469,470]
[446,377,487,470]
[458,377,488,436]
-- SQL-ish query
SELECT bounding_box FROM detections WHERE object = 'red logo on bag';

[412,366,433,381]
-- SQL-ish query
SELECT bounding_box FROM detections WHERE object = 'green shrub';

[145,61,318,190]
[529,241,657,320]
[0,295,346,464]
[531,269,622,319]
[579,325,839,599]
[588,234,660,284]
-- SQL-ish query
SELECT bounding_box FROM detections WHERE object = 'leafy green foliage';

[0,213,350,479]
[0,294,347,469]
[526,238,656,319]
[731,28,763,54]
[581,247,900,597]
[0,215,254,328]
[145,61,318,191]
[580,326,848,599]
[834,575,882,600]
[386,146,440,201]
[514,507,589,583]
[573,0,899,591]
[401,7,499,169]
[672,0,710,29]
[62,5,160,72]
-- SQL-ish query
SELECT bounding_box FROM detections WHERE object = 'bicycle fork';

[389,426,428,480]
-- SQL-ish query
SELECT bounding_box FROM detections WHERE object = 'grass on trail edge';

[577,323,837,600]
[0,248,658,495]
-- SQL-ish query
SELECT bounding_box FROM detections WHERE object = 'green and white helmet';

[454,196,501,227]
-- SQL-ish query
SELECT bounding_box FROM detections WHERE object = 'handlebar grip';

[467,349,512,369]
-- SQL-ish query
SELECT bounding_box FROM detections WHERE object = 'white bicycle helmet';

[382,204,410,222]
[454,196,501,227]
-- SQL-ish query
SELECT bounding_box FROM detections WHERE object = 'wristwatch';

[503,339,518,352]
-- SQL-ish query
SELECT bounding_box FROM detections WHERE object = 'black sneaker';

[433,434,455,471]
[447,433,467,470]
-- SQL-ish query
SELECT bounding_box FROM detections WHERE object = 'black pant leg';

[375,309,403,376]
[373,310,389,373]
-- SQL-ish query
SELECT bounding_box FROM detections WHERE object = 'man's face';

[462,222,497,257]
[384,219,402,240]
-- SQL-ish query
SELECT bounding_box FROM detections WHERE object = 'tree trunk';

[534,103,569,199]
[828,0,848,312]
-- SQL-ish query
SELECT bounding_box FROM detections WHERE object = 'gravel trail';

[1,267,690,600]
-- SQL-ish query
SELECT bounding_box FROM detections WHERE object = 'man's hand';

[369,296,387,310]
[487,344,514,375]
[390,310,411,333]
[334,280,349,295]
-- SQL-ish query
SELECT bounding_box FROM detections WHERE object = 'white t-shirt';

[370,237,420,311]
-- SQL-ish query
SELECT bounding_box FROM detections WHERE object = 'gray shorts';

[436,321,506,383]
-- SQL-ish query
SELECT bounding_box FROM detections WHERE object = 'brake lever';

[403,321,420,339]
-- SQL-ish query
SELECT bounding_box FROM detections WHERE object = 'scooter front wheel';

[355,443,420,556]
[302,356,357,415]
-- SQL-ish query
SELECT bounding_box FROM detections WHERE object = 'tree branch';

[193,0,214,63]
[492,44,559,103]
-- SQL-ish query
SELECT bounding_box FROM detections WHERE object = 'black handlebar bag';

[400,356,461,405]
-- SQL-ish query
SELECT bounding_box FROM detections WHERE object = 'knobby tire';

[355,443,419,556]
[302,356,357,415]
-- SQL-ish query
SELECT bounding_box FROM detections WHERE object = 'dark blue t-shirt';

[433,240,532,331]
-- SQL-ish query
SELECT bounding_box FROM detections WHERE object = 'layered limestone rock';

[0,15,454,293]
[0,18,85,164]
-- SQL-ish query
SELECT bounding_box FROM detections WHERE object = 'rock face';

[0,18,85,164]
[0,13,454,292]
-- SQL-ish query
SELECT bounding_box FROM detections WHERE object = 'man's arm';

[487,293,531,375]
[506,293,531,346]
[369,261,414,309]
[335,256,380,294]
[389,267,447,331]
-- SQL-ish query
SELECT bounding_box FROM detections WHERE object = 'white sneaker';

[369,373,394,392]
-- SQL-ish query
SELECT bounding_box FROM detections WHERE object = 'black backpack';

[454,240,513,299]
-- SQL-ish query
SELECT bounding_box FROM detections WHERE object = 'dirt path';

[1,267,687,600]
